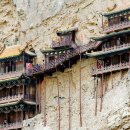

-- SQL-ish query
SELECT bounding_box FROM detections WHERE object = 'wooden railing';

[0,71,23,80]
[0,122,22,130]
[104,21,130,33]
[102,43,130,52]
[45,44,90,71]
[0,94,36,104]
[51,37,73,48]
[26,64,44,75]
[24,94,36,101]
[0,94,23,104]
[92,62,130,75]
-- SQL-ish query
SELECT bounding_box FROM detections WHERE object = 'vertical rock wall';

[23,58,130,130]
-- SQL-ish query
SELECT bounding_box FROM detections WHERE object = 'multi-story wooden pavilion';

[88,7,130,115]
[0,45,43,130]
[90,7,130,76]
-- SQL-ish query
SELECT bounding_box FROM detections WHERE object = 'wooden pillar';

[120,54,121,65]
[57,75,61,130]
[104,75,106,94]
[0,62,1,73]
[39,79,41,113]
[68,60,71,130]
[23,84,25,97]
[16,111,17,123]
[9,60,11,72]
[79,53,82,127]
[44,78,46,127]
[23,53,25,73]
[95,76,98,116]
[35,78,38,115]
[111,56,113,88]
[100,74,103,112]
[101,14,104,30]
[129,52,130,65]
[6,113,8,121]
[119,54,122,79]
[21,110,23,121]
[36,79,40,114]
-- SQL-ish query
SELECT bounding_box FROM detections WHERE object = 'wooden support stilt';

[100,74,103,112]
[16,111,17,122]
[57,74,61,130]
[23,84,24,98]
[111,56,113,88]
[120,54,122,79]
[39,79,41,113]
[102,14,104,30]
[36,79,40,114]
[36,78,38,115]
[22,53,25,73]
[95,76,98,116]
[94,76,96,98]
[111,72,113,88]
[68,60,71,130]
[79,53,82,127]
[21,110,23,121]
[44,78,46,127]
[104,75,106,93]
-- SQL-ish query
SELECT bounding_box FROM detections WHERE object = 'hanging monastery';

[1,2,130,130]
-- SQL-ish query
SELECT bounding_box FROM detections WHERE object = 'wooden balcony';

[102,43,130,52]
[0,94,36,105]
[26,64,44,76]
[0,71,23,80]
[0,122,22,130]
[92,62,130,76]
[104,21,130,33]
[45,44,90,71]
[51,38,73,49]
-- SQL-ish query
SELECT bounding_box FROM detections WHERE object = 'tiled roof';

[0,45,21,59]
[103,5,130,17]
[91,29,130,41]
[87,46,130,58]
[57,27,78,36]
[0,44,36,60]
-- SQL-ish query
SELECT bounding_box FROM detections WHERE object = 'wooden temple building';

[42,28,93,75]
[90,7,130,76]
[88,7,130,114]
[0,45,43,130]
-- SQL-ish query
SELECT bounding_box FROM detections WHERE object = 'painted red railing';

[104,21,130,33]
[102,43,130,52]
[0,94,36,104]
[26,64,44,75]
[0,122,22,130]
[92,62,130,75]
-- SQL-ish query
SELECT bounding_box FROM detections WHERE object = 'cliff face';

[1,0,128,51]
[22,59,130,130]
[1,0,130,130]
